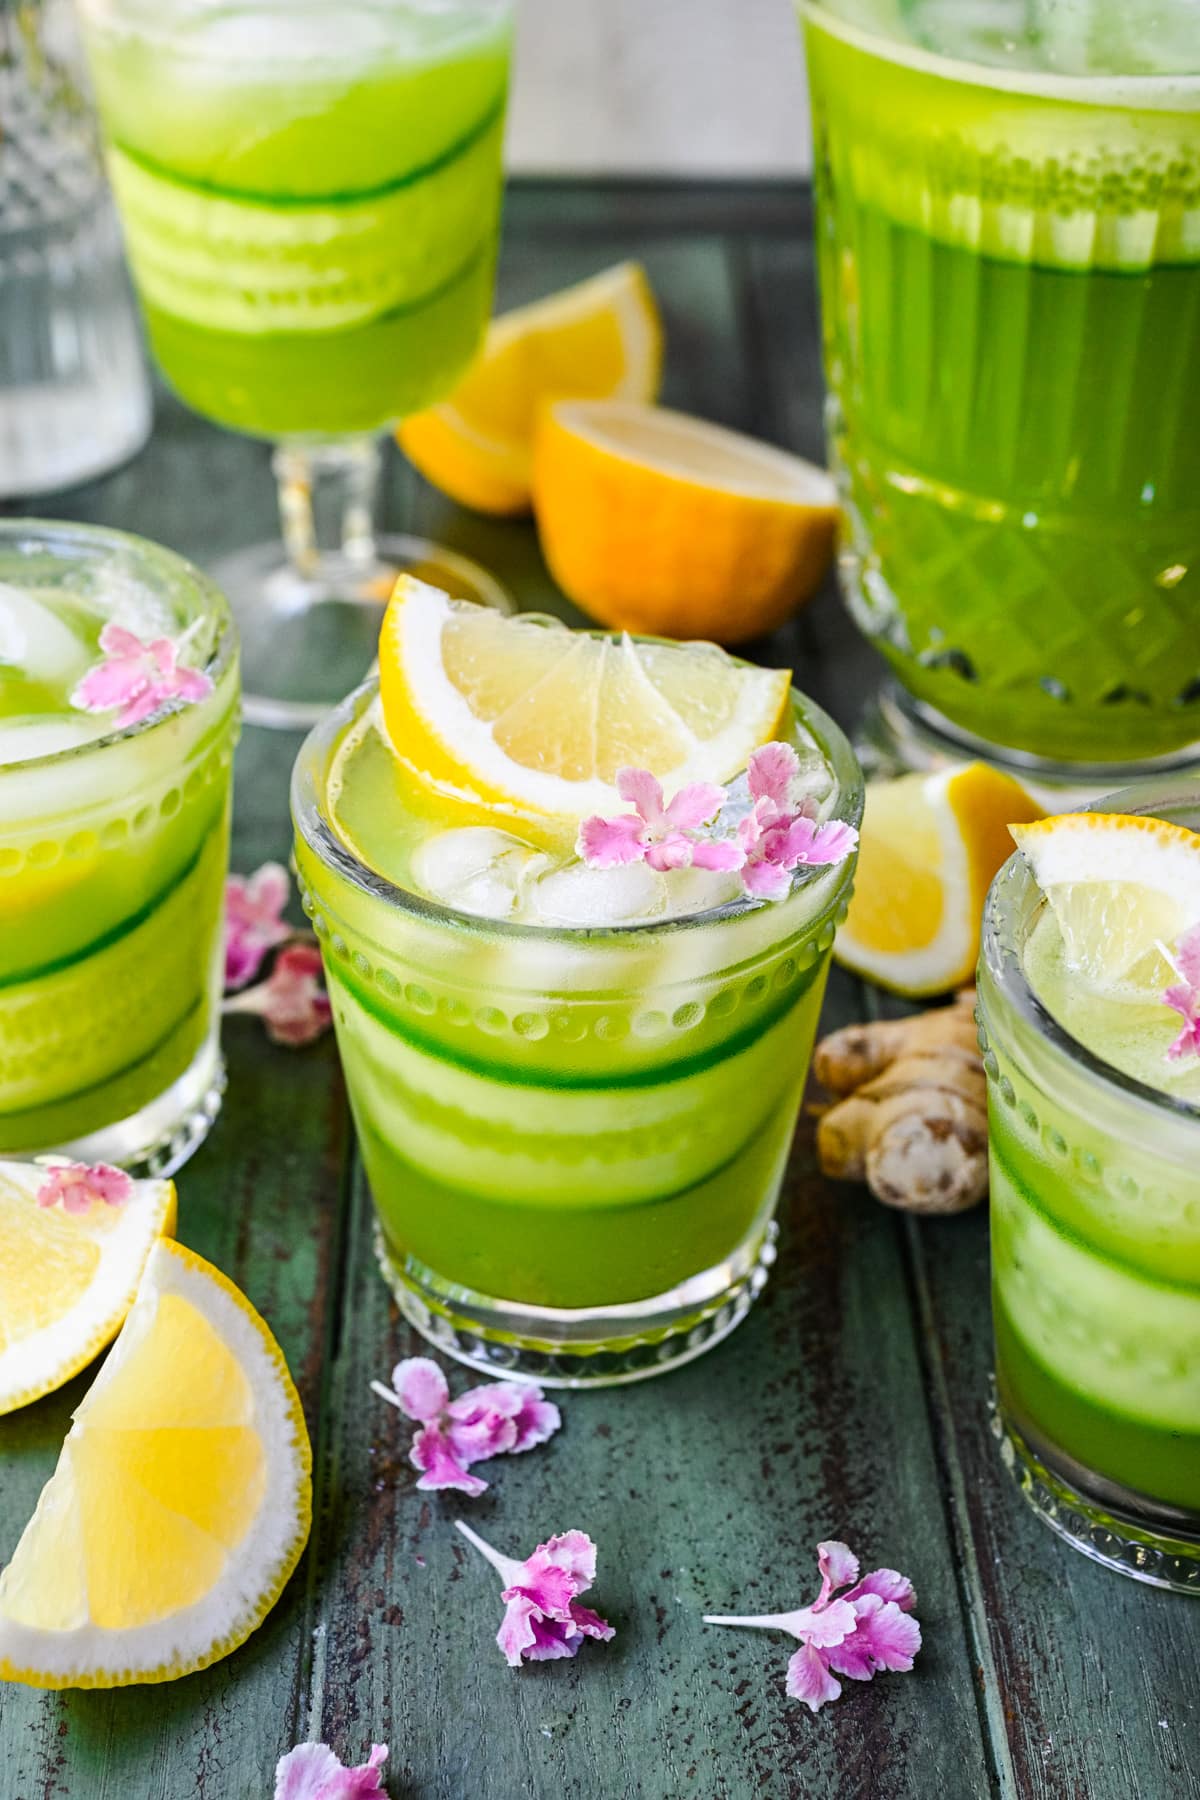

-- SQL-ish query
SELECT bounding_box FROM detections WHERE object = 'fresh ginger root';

[814,990,987,1214]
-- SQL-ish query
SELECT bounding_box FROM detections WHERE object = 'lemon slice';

[1011,812,1200,993]
[377,575,792,840]
[532,399,838,644]
[0,1240,312,1688]
[398,262,662,514]
[835,763,1045,996]
[0,1162,175,1417]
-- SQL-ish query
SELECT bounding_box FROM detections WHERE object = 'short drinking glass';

[979,783,1200,1592]
[293,679,862,1386]
[0,520,239,1171]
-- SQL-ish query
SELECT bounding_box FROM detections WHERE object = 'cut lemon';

[532,400,838,644]
[398,262,662,514]
[377,575,792,843]
[1010,812,1200,992]
[0,1162,175,1417]
[835,763,1045,996]
[0,1239,312,1688]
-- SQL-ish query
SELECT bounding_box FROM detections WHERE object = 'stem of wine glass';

[273,434,384,579]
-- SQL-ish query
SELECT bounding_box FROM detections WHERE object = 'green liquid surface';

[806,8,1200,762]
[80,2,511,437]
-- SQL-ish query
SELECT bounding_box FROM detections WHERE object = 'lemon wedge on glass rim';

[1011,811,1200,995]
[376,575,793,846]
[0,1238,312,1689]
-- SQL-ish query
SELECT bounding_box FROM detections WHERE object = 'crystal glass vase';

[802,0,1200,782]
[75,0,514,727]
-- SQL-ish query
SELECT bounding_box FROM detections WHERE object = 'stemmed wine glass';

[76,0,514,727]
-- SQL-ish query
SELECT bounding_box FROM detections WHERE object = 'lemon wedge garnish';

[0,1161,175,1417]
[0,1239,312,1688]
[835,763,1045,996]
[1011,811,1200,994]
[377,576,792,843]
[398,261,662,515]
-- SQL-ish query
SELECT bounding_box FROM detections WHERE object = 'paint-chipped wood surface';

[2,182,1197,1800]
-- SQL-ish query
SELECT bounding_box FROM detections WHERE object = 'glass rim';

[800,1,1200,99]
[291,674,865,945]
[981,774,1200,1124]
[0,518,237,779]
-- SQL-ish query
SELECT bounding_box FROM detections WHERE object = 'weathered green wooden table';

[3,182,1198,1800]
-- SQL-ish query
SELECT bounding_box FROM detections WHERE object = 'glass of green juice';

[978,785,1200,1592]
[0,520,239,1171]
[801,0,1200,779]
[75,0,513,729]
[292,665,862,1386]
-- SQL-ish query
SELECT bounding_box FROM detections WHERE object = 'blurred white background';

[507,0,813,176]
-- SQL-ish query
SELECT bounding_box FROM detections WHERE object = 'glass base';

[48,1036,226,1180]
[215,535,513,731]
[993,1401,1200,1595]
[375,1219,779,1389]
[862,681,1200,808]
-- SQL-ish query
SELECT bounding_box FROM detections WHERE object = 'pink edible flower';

[274,1741,388,1799]
[35,1159,132,1215]
[225,862,293,990]
[1162,923,1200,1062]
[71,621,213,730]
[577,767,740,874]
[705,1538,920,1713]
[371,1356,561,1497]
[736,806,859,903]
[455,1521,615,1667]
[224,942,332,1047]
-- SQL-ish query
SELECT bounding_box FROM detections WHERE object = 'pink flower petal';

[846,1567,916,1611]
[662,781,727,832]
[804,820,859,866]
[173,665,215,705]
[528,1529,598,1589]
[817,1539,860,1596]
[71,658,146,715]
[689,837,745,873]
[497,1593,557,1666]
[148,637,178,679]
[446,1405,518,1465]
[455,1382,561,1454]
[844,1594,922,1673]
[97,622,145,659]
[410,1423,488,1496]
[787,1596,858,1649]
[741,858,792,901]
[786,1643,843,1712]
[261,944,332,1047]
[35,1161,133,1212]
[568,1600,617,1642]
[275,1742,388,1800]
[577,812,647,868]
[748,741,800,809]
[507,1390,562,1453]
[1167,1018,1200,1062]
[644,832,694,873]
[113,686,169,730]
[616,767,666,824]
[391,1357,450,1423]
[225,863,293,990]
[1174,923,1200,990]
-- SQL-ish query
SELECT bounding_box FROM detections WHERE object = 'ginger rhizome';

[814,991,986,1214]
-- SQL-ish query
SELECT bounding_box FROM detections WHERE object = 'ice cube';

[0,713,106,765]
[0,585,90,688]
[411,827,551,921]
[522,861,669,928]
